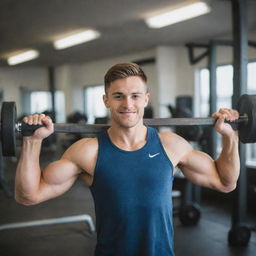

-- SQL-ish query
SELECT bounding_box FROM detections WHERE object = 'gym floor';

[0,145,256,256]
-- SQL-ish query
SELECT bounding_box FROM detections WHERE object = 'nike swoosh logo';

[149,153,160,158]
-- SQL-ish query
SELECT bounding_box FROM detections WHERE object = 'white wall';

[55,65,72,116]
[0,67,48,116]
[155,46,177,117]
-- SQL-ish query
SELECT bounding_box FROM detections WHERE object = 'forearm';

[215,132,240,191]
[15,138,43,204]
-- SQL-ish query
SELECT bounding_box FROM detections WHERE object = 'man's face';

[103,76,150,128]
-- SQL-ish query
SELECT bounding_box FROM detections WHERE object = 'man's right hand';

[22,114,54,140]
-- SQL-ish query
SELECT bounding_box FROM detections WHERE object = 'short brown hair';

[104,62,147,93]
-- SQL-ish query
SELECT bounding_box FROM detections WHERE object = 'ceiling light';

[7,50,39,65]
[145,1,211,29]
[53,29,100,50]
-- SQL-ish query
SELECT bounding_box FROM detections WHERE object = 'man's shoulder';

[158,130,189,148]
[73,137,98,151]
[158,130,180,140]
[64,137,99,158]
[78,137,98,145]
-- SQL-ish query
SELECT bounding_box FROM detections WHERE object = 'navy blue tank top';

[90,127,175,256]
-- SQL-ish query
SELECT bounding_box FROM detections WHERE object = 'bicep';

[178,149,221,189]
[161,131,222,190]
[37,159,81,202]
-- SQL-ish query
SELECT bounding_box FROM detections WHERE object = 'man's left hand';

[212,108,240,137]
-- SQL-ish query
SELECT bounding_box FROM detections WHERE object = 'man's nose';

[122,96,133,108]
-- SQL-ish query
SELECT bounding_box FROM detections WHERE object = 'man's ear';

[103,94,110,108]
[144,92,150,107]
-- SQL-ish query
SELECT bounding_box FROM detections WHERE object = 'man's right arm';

[15,114,82,205]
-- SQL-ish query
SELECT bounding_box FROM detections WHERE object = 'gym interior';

[0,0,256,255]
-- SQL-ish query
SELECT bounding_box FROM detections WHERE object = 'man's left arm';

[178,108,240,193]
[214,130,239,191]
[212,108,240,191]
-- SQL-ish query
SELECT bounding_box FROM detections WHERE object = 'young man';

[15,63,240,256]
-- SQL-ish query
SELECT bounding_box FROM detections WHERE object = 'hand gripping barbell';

[0,94,255,157]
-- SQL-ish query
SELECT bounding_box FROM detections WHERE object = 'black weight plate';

[237,94,256,143]
[1,102,17,156]
[228,226,251,246]
[178,203,201,226]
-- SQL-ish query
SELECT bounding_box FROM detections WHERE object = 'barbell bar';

[0,94,256,157]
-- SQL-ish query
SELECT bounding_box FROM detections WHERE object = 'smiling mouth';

[119,110,136,114]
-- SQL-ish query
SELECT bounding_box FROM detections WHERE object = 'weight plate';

[1,102,17,156]
[178,203,201,226]
[237,94,256,143]
[228,226,251,246]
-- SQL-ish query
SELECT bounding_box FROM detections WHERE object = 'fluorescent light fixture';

[53,29,100,50]
[7,50,39,65]
[145,1,211,29]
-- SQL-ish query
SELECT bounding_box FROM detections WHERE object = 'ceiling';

[0,0,256,67]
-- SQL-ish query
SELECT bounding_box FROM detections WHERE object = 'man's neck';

[107,123,147,151]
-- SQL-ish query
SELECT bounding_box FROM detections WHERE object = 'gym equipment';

[0,94,255,156]
[237,94,256,143]
[228,226,251,246]
[178,203,201,226]
[168,96,203,141]
[0,214,95,233]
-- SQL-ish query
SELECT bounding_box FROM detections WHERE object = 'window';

[248,62,256,94]
[84,85,107,124]
[30,91,65,122]
[31,91,52,113]
[198,62,256,164]
[199,65,233,116]
[199,68,210,117]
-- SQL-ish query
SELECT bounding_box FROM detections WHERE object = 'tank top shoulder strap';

[97,130,109,145]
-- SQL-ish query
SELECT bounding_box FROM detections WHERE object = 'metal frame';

[48,66,56,122]
[0,214,95,233]
[208,41,218,159]
[231,0,248,229]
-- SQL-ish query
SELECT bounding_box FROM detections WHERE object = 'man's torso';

[78,127,184,186]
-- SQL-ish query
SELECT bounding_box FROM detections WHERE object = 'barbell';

[0,94,255,157]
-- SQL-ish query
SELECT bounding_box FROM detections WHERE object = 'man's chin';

[117,119,141,129]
